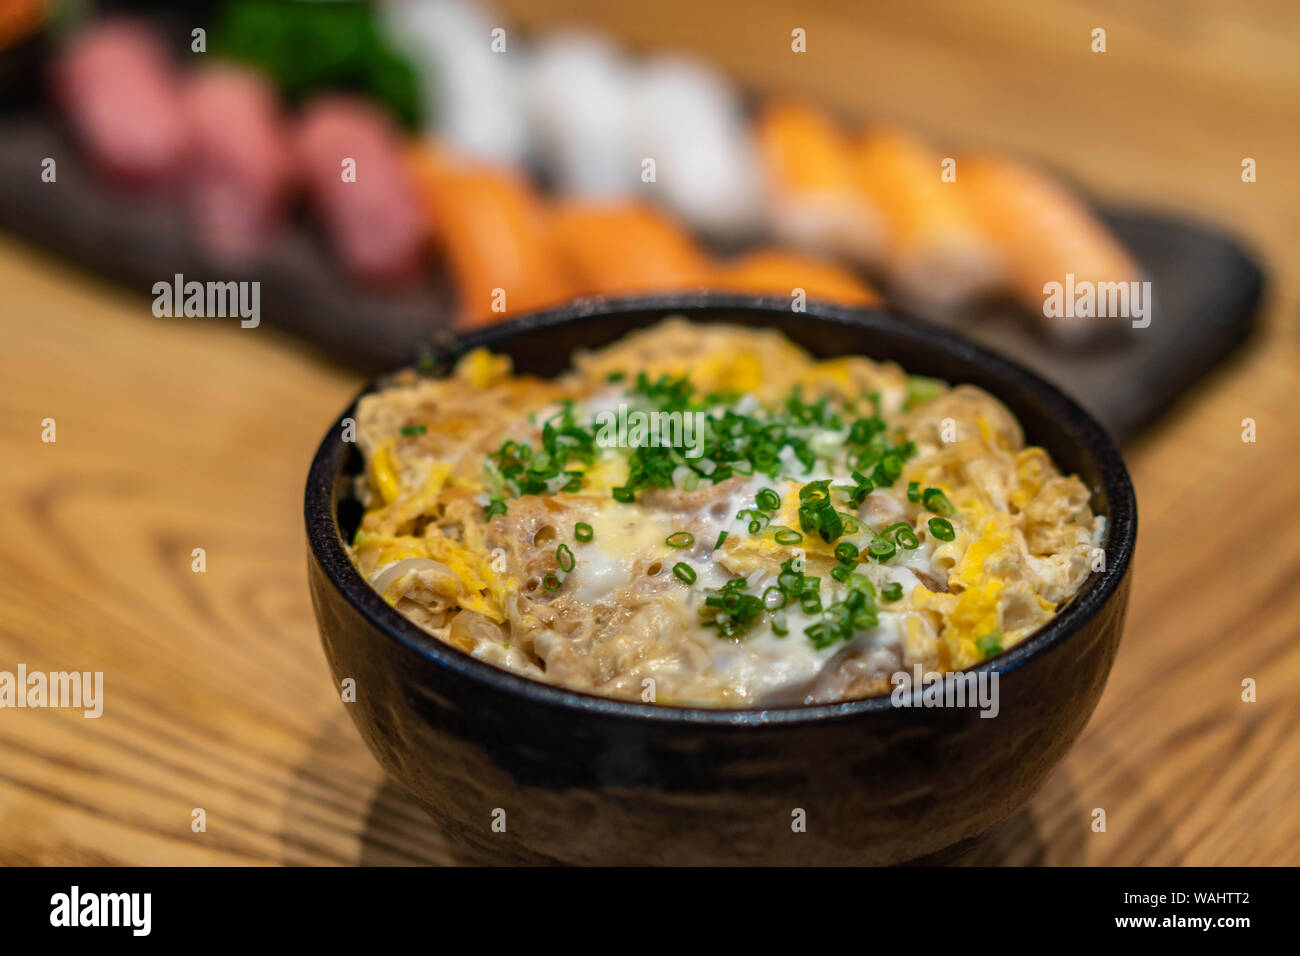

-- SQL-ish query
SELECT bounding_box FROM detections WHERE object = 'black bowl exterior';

[306,296,1137,865]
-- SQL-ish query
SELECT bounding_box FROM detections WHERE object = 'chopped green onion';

[699,580,764,638]
[773,528,803,546]
[904,375,946,410]
[555,544,575,573]
[834,541,859,563]
[714,530,729,550]
[738,509,771,534]
[976,630,1003,658]
[612,486,635,503]
[666,531,695,549]
[881,521,920,550]
[806,621,833,648]
[907,480,921,503]
[756,488,781,512]
[922,487,955,516]
[777,566,804,595]
[929,516,956,541]
[867,537,896,561]
[762,586,787,610]
[574,522,593,542]
[798,481,831,505]
[771,608,789,636]
[400,424,427,437]
[848,471,874,507]
[673,562,697,584]
[871,453,904,488]
[882,582,903,602]
[542,573,562,591]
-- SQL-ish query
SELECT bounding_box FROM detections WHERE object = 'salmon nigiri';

[852,127,1000,312]
[407,142,575,327]
[548,202,709,297]
[708,250,881,306]
[755,100,885,263]
[958,154,1141,340]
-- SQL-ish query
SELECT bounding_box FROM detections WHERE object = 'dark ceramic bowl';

[305,295,1137,865]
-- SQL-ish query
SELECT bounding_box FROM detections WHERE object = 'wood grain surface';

[1,0,1297,865]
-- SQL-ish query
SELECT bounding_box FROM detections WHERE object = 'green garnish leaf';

[212,0,423,128]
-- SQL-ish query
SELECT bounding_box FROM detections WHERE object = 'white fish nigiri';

[523,31,638,199]
[380,0,528,165]
[628,56,761,239]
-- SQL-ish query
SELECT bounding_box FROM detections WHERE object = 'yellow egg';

[455,348,511,388]
[370,440,400,505]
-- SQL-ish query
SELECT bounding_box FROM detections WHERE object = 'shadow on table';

[278,707,471,866]
[349,780,1077,867]
[356,779,493,866]
[285,708,1133,866]
[946,761,1120,866]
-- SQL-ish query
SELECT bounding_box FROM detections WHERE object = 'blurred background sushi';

[0,0,1172,340]
[0,0,1274,392]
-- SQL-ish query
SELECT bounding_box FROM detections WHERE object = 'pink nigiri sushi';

[297,96,429,285]
[51,19,188,186]
[184,64,293,262]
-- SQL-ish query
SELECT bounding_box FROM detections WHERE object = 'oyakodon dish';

[349,318,1104,707]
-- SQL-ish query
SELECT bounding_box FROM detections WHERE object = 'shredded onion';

[371,557,457,596]
[449,609,505,651]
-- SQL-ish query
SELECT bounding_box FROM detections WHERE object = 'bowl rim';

[305,293,1137,726]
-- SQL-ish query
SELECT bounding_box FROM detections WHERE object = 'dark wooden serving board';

[947,209,1264,443]
[0,110,1263,444]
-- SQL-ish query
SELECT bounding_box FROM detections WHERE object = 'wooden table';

[1,0,1297,865]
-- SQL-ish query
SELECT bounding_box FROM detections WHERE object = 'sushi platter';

[0,0,1264,442]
